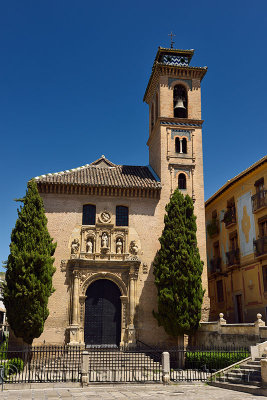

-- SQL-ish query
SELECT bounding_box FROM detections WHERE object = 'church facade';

[34,47,209,346]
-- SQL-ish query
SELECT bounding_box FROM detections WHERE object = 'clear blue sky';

[1,0,267,266]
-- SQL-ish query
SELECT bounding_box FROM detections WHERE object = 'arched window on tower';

[151,103,154,130]
[182,138,187,154]
[175,137,180,153]
[173,85,188,118]
[178,173,186,190]
[155,93,159,122]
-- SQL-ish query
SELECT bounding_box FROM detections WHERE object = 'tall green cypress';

[3,180,56,344]
[153,188,204,337]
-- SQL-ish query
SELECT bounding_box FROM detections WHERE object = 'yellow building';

[206,156,267,323]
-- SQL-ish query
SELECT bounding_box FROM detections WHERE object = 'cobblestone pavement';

[0,384,266,400]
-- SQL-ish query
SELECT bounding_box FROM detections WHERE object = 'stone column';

[69,270,80,345]
[72,271,79,325]
[81,351,89,386]
[179,138,183,154]
[162,352,170,384]
[128,267,137,344]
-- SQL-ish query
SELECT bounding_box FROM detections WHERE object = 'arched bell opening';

[173,84,188,118]
[84,279,122,347]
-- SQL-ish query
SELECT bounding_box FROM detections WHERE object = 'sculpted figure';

[101,232,109,248]
[129,241,138,255]
[86,239,93,253]
[71,239,80,254]
[116,238,123,254]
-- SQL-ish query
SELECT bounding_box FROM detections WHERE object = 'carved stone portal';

[67,262,140,346]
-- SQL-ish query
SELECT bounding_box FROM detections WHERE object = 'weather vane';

[168,32,176,49]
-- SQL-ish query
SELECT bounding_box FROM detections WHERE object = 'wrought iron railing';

[0,344,250,384]
[223,208,236,227]
[254,236,267,257]
[226,248,240,266]
[209,257,222,274]
[252,190,267,212]
[0,345,81,384]
[206,219,220,238]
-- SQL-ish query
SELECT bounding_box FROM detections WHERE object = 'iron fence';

[0,345,81,384]
[0,344,250,384]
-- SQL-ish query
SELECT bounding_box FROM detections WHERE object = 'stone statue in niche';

[86,238,93,253]
[129,241,138,255]
[71,239,80,254]
[101,232,109,248]
[116,238,123,254]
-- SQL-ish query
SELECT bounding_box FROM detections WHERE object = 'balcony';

[226,248,240,267]
[206,219,220,238]
[252,190,267,212]
[254,236,267,257]
[223,208,236,228]
[209,257,222,274]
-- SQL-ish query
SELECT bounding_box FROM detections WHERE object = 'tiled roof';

[35,156,161,190]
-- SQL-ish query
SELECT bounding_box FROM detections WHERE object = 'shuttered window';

[82,204,96,225]
[116,206,128,226]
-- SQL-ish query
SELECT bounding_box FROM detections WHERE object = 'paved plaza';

[0,384,266,400]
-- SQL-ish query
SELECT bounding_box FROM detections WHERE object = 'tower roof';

[143,46,207,103]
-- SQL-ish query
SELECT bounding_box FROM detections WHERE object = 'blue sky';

[1,0,267,266]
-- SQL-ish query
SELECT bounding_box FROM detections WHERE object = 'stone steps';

[208,357,267,395]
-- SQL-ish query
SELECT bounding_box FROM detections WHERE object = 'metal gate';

[84,279,121,346]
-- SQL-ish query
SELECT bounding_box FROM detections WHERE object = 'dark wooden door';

[84,279,121,346]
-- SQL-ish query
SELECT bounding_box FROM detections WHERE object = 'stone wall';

[191,313,267,347]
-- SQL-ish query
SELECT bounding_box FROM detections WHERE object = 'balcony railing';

[254,236,267,257]
[226,248,240,267]
[252,190,267,212]
[206,219,220,238]
[209,257,222,274]
[223,208,236,227]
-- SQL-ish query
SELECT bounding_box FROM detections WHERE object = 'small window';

[216,280,224,303]
[212,210,217,220]
[182,138,187,154]
[259,217,267,238]
[262,266,267,292]
[255,177,264,193]
[229,230,238,250]
[178,173,186,190]
[116,206,129,226]
[213,241,220,258]
[82,204,96,225]
[175,138,180,153]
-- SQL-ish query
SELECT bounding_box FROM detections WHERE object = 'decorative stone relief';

[142,263,148,274]
[99,211,111,224]
[71,239,80,255]
[129,241,138,255]
[60,260,68,272]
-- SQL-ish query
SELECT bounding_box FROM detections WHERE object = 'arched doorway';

[84,279,121,346]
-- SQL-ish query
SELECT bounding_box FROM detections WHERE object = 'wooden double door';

[84,279,121,346]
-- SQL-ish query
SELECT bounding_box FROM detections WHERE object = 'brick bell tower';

[143,46,210,320]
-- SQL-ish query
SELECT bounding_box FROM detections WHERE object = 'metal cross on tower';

[168,32,176,49]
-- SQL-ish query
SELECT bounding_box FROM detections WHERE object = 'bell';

[174,97,186,110]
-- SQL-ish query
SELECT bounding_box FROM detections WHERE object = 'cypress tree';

[153,188,204,337]
[3,180,56,344]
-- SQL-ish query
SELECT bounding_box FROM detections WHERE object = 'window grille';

[82,204,96,225]
[116,206,129,226]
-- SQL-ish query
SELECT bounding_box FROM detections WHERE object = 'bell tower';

[144,46,210,320]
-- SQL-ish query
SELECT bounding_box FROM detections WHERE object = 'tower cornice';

[144,63,207,104]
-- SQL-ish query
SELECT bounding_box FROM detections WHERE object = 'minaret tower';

[144,46,210,320]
